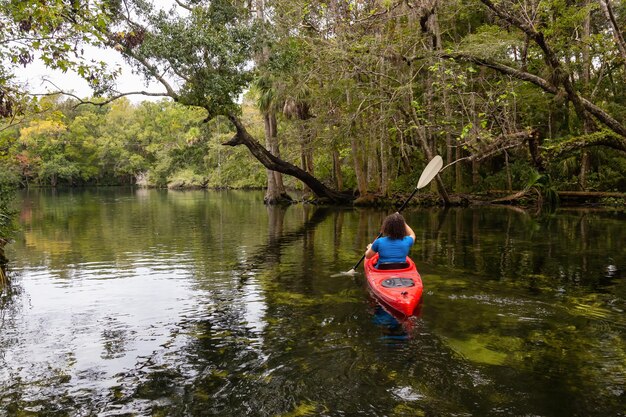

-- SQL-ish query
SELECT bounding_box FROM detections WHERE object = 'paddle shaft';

[349,187,420,272]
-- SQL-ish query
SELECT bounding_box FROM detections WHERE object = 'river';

[1,188,624,416]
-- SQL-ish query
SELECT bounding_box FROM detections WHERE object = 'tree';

[0,0,117,127]
[439,0,626,162]
[66,0,355,202]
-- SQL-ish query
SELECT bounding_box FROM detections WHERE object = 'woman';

[365,212,415,267]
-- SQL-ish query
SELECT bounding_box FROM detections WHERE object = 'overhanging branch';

[442,53,626,138]
[35,80,171,107]
[543,130,626,159]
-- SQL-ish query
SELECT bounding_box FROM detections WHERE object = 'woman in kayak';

[365,212,415,268]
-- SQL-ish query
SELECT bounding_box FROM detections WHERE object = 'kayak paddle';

[339,155,443,276]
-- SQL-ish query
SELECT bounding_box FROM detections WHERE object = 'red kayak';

[364,254,423,317]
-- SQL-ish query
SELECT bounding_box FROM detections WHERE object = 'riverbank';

[7,184,626,209]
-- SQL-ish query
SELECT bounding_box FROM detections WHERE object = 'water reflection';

[370,305,410,342]
[1,189,624,416]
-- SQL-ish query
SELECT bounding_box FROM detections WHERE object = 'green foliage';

[5,97,269,189]
[526,170,560,209]
[2,0,626,201]
[128,0,258,118]
[167,168,207,189]
[0,0,115,122]
[478,159,535,191]
[459,25,523,59]
[600,196,626,206]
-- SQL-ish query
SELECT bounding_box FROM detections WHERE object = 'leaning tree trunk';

[224,114,353,203]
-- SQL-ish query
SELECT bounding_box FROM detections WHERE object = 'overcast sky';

[19,50,168,104]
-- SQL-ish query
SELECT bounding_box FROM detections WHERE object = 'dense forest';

[0,96,273,189]
[1,0,626,233]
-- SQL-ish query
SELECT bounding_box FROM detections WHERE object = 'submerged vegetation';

[1,190,624,415]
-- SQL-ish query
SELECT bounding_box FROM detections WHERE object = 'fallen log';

[488,190,625,204]
[490,189,538,204]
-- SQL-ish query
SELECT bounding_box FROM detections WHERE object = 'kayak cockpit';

[376,262,410,270]
[381,278,415,288]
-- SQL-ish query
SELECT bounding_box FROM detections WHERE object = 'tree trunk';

[332,147,343,190]
[367,130,380,192]
[505,151,512,191]
[580,7,592,191]
[301,126,315,197]
[455,144,463,192]
[268,113,286,195]
[442,71,454,188]
[224,114,353,203]
[580,150,591,189]
[257,0,289,205]
[348,90,367,197]
[412,1,451,204]
[408,105,451,204]
[263,113,282,204]
[380,129,389,196]
[351,131,368,196]
[471,160,479,187]
[599,0,626,65]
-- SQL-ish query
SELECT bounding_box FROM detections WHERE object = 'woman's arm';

[365,243,376,259]
[405,223,416,241]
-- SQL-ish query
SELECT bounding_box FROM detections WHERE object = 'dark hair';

[381,213,407,240]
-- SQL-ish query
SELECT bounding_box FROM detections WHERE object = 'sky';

[19,49,168,104]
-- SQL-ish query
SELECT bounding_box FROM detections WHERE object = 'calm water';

[1,188,624,417]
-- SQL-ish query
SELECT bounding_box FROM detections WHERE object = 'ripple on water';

[1,258,206,398]
[391,386,425,401]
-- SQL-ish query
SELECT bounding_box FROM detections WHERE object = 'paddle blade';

[417,155,443,189]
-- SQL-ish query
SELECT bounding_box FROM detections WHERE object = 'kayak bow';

[364,254,423,317]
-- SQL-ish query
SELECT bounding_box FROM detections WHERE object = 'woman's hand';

[365,243,375,259]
